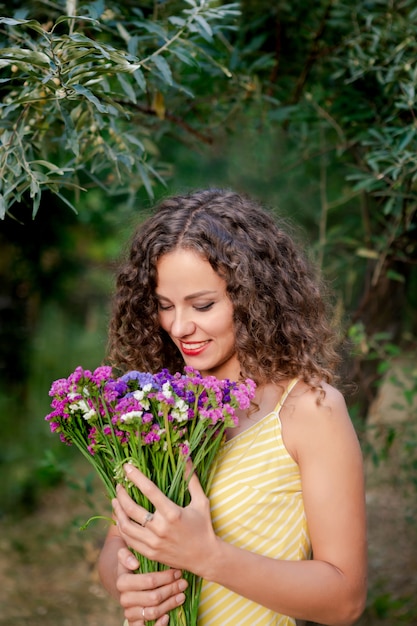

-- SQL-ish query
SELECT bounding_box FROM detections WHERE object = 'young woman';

[98,189,367,626]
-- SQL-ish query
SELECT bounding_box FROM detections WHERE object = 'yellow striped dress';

[198,379,311,625]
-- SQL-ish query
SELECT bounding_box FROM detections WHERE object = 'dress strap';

[274,378,299,415]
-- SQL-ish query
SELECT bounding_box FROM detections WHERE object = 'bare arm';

[199,386,367,624]
[112,384,367,626]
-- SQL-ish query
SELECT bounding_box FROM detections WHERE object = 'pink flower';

[48,378,70,398]
[92,366,113,385]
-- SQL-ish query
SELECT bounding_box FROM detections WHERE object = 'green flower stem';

[162,405,177,472]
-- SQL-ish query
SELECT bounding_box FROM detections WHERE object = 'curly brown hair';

[107,188,340,387]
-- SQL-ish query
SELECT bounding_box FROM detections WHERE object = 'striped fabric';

[198,379,311,625]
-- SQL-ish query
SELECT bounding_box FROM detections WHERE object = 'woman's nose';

[170,311,195,338]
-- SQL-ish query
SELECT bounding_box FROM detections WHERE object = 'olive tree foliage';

[1,0,416,402]
[0,0,247,218]
[242,0,417,300]
[227,0,417,418]
[235,0,417,496]
[247,5,417,310]
[322,1,417,293]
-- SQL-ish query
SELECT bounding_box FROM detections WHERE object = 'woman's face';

[156,248,240,380]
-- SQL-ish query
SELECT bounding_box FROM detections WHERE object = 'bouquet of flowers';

[45,364,255,626]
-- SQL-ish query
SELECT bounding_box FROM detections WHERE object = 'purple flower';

[143,430,161,444]
[68,366,91,387]
[120,371,159,391]
[46,364,256,519]
[48,378,70,398]
[179,441,190,457]
[92,366,113,385]
[103,380,124,403]
[45,360,257,626]
[113,380,129,396]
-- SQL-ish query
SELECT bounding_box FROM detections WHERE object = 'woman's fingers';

[118,461,205,523]
[186,464,205,502]
[117,567,186,593]
[118,568,188,626]
[113,494,153,557]
[123,587,186,623]
[118,546,139,571]
[123,464,175,515]
[114,460,214,573]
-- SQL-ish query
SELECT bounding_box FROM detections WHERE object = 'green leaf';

[133,68,147,91]
[397,128,416,152]
[0,194,5,219]
[194,15,213,39]
[0,17,47,36]
[386,269,406,283]
[60,105,79,157]
[29,160,71,174]
[54,15,99,27]
[54,191,78,214]
[123,133,145,154]
[151,55,173,85]
[0,48,51,69]
[169,45,198,66]
[168,16,186,28]
[71,84,108,113]
[117,74,137,103]
[356,248,379,259]
[137,162,154,199]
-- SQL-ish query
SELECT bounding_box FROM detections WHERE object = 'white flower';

[132,390,150,410]
[120,410,143,423]
[171,399,189,422]
[83,408,97,421]
[69,399,96,420]
[161,381,173,399]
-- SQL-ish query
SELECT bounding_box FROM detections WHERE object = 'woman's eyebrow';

[155,290,218,301]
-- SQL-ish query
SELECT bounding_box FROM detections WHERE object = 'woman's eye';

[158,303,173,311]
[195,302,214,311]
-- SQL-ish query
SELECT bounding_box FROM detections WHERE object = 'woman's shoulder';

[293,379,347,411]
[280,379,357,463]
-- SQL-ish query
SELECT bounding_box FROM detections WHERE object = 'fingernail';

[176,593,185,605]
[161,616,169,625]
[174,570,181,580]
[116,484,121,492]
[124,463,133,474]
[127,556,138,568]
[178,580,188,591]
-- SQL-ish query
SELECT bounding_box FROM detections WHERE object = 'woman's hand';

[116,547,188,626]
[112,463,217,578]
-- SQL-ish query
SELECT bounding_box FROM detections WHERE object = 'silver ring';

[142,511,154,527]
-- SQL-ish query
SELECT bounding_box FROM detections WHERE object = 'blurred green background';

[1,1,417,624]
